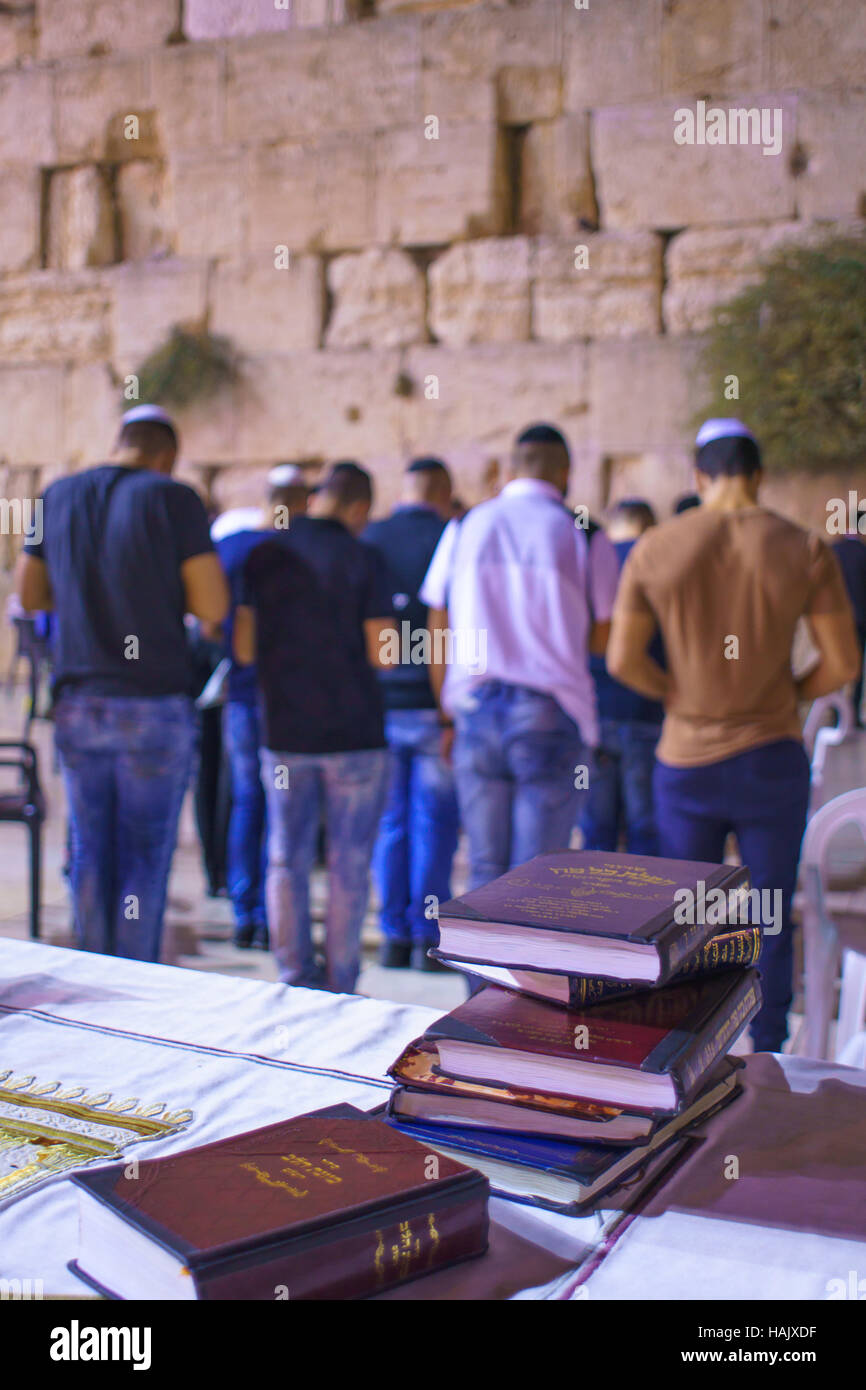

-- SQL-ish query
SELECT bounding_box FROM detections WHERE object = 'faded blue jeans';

[260,747,388,993]
[54,692,196,962]
[224,701,267,930]
[454,681,585,890]
[372,708,459,944]
[580,718,661,856]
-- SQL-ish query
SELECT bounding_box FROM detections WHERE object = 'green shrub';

[131,327,238,410]
[694,233,866,474]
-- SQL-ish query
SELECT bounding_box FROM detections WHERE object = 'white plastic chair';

[803,691,854,762]
[798,789,866,1060]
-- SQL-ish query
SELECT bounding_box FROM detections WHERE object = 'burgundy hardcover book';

[423,973,761,1114]
[68,1104,489,1300]
[434,850,751,985]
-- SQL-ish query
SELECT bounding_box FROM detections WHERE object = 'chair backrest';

[804,692,854,762]
[800,788,866,886]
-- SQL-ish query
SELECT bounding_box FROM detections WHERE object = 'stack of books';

[387,851,763,1215]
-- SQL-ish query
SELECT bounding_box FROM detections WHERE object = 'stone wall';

[0,0,864,533]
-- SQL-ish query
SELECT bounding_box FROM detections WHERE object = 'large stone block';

[428,238,531,347]
[660,0,764,96]
[248,136,375,253]
[0,68,54,163]
[170,150,246,260]
[421,2,561,82]
[769,0,866,90]
[563,0,663,111]
[422,69,497,125]
[184,0,294,40]
[0,272,112,365]
[497,65,561,124]
[592,97,798,229]
[61,363,124,468]
[212,258,324,355]
[150,46,223,153]
[54,58,153,164]
[588,337,700,454]
[519,113,597,234]
[532,232,662,341]
[0,368,64,464]
[46,166,116,270]
[662,222,832,333]
[325,248,425,350]
[375,122,507,245]
[0,167,40,273]
[0,5,36,67]
[225,21,421,145]
[110,260,208,376]
[36,0,178,60]
[796,96,866,220]
[117,161,174,261]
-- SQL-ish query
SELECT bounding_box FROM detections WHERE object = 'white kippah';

[267,463,307,487]
[121,403,176,429]
[695,418,756,449]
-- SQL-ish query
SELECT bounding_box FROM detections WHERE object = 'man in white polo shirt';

[421,423,619,890]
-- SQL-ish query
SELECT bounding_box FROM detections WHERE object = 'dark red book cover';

[71,1105,489,1300]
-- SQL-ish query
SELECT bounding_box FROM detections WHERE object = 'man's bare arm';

[15,553,53,612]
[796,610,862,700]
[233,605,256,666]
[181,553,230,625]
[365,617,398,671]
[427,605,450,706]
[589,620,611,657]
[606,610,669,701]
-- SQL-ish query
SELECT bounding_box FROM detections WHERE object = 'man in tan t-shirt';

[608,419,859,1052]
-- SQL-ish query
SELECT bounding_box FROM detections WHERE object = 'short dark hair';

[516,423,569,452]
[318,460,373,507]
[674,492,701,514]
[613,498,656,531]
[407,456,449,475]
[119,419,178,456]
[695,436,762,478]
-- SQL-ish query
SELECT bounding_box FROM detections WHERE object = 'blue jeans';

[454,681,585,890]
[372,709,459,944]
[224,701,267,929]
[581,718,660,856]
[260,747,388,993]
[54,693,196,962]
[654,738,811,1053]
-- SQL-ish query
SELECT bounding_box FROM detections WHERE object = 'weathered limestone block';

[497,66,561,123]
[171,150,246,259]
[325,249,426,350]
[225,21,421,145]
[422,69,497,125]
[588,337,700,454]
[564,0,663,111]
[769,0,866,89]
[151,47,223,152]
[592,98,798,229]
[660,0,764,96]
[36,0,178,60]
[54,58,153,164]
[46,167,116,270]
[184,0,293,40]
[520,113,597,234]
[375,122,507,245]
[248,136,375,252]
[0,68,54,163]
[233,351,404,464]
[662,222,828,333]
[421,2,560,83]
[212,258,324,355]
[796,96,866,219]
[428,239,531,347]
[532,233,662,341]
[110,260,208,376]
[0,273,112,364]
[0,368,63,463]
[61,363,123,467]
[293,0,353,28]
[379,0,493,14]
[0,167,40,272]
[117,162,173,261]
[0,5,36,66]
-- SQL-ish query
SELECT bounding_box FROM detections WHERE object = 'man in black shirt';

[16,405,229,961]
[234,462,394,993]
[363,458,459,970]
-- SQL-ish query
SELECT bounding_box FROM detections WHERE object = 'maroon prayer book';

[69,1105,489,1300]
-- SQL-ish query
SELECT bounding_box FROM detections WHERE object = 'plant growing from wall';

[130,326,238,411]
[694,232,866,474]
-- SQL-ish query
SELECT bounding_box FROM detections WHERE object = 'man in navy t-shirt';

[234,462,395,993]
[832,503,866,725]
[16,405,228,961]
[215,465,309,949]
[363,458,459,971]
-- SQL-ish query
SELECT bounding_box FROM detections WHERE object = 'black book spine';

[666,972,761,1104]
[567,925,761,1008]
[655,865,752,982]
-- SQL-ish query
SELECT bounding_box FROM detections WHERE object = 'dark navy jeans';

[224,701,267,930]
[372,708,459,944]
[54,692,196,962]
[454,680,585,890]
[580,717,660,856]
[654,738,811,1053]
